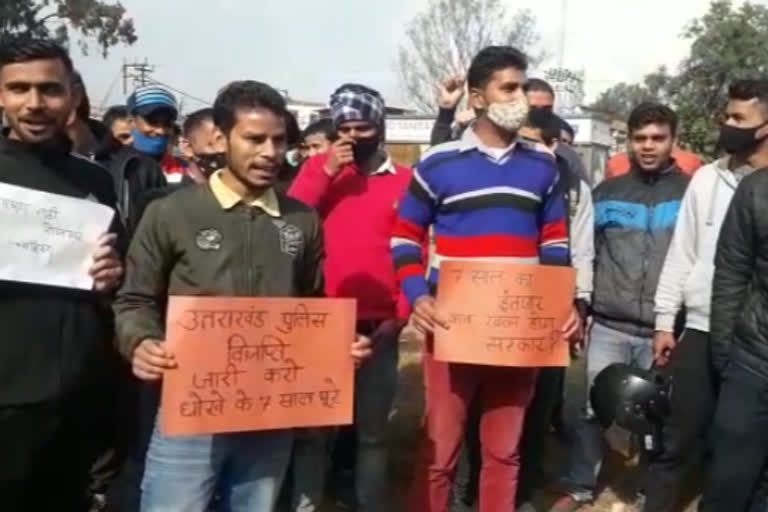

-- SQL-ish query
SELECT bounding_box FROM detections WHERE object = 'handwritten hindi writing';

[435,262,576,367]
[0,182,114,289]
[161,296,356,436]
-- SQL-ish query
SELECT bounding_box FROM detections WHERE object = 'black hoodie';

[0,134,124,406]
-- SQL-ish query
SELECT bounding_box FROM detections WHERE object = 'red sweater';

[289,154,413,320]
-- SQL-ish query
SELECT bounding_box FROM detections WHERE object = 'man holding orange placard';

[391,46,579,512]
[114,80,371,512]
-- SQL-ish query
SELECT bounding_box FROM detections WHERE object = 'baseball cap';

[127,84,178,120]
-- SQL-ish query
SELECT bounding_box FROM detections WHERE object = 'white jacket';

[654,157,752,332]
[572,180,594,302]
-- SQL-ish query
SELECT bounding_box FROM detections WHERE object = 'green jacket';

[113,183,324,360]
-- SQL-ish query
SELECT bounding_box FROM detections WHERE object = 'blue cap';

[127,85,178,119]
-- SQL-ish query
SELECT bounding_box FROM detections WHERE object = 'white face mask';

[486,98,530,133]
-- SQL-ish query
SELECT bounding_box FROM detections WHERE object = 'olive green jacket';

[113,183,324,359]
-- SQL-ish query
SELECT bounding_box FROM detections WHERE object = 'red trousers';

[409,352,537,512]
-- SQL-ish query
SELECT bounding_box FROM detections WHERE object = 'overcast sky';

[72,0,723,113]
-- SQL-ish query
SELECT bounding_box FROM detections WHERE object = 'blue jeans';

[140,421,293,512]
[560,321,653,502]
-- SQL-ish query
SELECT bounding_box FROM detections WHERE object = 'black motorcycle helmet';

[590,363,672,435]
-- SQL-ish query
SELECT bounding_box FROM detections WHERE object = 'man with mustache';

[114,80,372,511]
[392,46,574,512]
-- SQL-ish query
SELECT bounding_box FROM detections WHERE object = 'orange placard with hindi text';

[161,296,356,436]
[435,262,575,367]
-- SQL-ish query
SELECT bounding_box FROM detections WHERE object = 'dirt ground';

[336,338,701,512]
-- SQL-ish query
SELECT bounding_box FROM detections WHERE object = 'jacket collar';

[209,169,281,217]
[629,158,680,183]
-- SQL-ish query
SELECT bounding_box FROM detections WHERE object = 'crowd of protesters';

[2,33,768,512]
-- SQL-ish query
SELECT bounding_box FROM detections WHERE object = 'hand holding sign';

[435,262,576,367]
[90,233,123,292]
[351,334,373,367]
[0,182,115,289]
[411,295,450,335]
[161,296,357,436]
[132,339,177,381]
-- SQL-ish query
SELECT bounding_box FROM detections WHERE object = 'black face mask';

[195,152,227,177]
[352,137,380,163]
[718,122,768,155]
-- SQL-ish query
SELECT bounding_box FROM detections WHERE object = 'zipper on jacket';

[639,197,655,332]
[247,207,256,295]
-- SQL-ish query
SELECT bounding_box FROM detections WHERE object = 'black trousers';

[699,359,768,512]
[0,396,109,512]
[642,329,716,512]
[517,367,564,504]
[107,379,161,512]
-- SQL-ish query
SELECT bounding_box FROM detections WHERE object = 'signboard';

[385,117,436,144]
[435,262,575,367]
[161,296,356,436]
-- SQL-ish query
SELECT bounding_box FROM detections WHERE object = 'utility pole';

[558,0,568,69]
[122,59,155,94]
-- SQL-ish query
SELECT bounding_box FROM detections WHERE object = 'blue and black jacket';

[592,163,690,337]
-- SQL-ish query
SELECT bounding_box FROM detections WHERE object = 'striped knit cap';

[127,84,178,119]
[329,84,385,130]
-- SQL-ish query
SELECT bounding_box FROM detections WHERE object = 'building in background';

[545,67,586,116]
[285,97,327,129]
[563,109,614,184]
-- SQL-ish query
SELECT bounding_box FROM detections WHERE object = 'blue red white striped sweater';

[391,128,570,306]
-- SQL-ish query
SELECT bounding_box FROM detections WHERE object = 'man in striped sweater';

[392,46,577,512]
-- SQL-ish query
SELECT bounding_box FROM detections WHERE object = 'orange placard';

[435,262,575,367]
[161,296,356,436]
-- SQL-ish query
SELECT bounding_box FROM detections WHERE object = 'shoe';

[89,493,108,512]
[548,495,589,512]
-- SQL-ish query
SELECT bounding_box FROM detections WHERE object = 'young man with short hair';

[700,78,768,512]
[301,117,334,159]
[551,103,689,512]
[180,107,227,182]
[103,105,133,146]
[0,36,124,511]
[114,80,372,512]
[393,45,574,512]
[289,83,412,512]
[647,80,758,512]
[525,78,591,185]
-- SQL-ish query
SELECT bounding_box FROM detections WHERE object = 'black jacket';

[711,168,768,377]
[592,165,689,337]
[430,107,459,146]
[95,145,167,238]
[0,135,124,406]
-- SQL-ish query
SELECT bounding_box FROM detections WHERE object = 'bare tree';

[397,0,542,112]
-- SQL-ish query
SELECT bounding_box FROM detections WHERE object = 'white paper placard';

[0,182,115,289]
